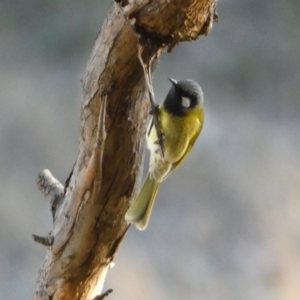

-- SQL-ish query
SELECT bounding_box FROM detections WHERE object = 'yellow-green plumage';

[125,78,204,230]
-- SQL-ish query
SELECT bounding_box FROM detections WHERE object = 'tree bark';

[33,1,218,299]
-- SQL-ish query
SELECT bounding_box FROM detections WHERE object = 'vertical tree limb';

[33,1,218,299]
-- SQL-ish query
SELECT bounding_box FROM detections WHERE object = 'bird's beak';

[168,78,178,86]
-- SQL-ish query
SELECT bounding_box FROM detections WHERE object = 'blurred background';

[1,0,300,299]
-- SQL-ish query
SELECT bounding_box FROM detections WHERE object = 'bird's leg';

[137,37,165,158]
[149,104,159,115]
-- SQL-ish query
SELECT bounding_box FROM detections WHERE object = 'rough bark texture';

[33,1,218,299]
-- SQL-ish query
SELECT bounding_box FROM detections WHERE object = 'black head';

[163,78,203,117]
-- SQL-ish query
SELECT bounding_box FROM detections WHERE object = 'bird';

[125,78,204,230]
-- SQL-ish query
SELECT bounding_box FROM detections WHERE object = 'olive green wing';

[169,132,200,174]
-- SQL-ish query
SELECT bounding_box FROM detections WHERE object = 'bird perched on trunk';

[125,78,204,230]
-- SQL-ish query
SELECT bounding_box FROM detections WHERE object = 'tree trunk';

[33,1,218,299]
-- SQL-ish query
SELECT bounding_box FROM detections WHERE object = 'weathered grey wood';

[33,1,218,299]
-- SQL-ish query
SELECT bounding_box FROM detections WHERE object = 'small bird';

[125,78,204,230]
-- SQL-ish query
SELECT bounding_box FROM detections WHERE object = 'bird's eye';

[181,97,190,108]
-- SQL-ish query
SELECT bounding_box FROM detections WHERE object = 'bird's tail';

[125,174,160,230]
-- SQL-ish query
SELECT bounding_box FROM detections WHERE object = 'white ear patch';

[181,96,191,108]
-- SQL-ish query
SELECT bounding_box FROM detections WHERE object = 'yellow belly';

[147,106,204,181]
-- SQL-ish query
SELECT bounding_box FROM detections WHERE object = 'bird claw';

[155,134,165,145]
[149,105,159,115]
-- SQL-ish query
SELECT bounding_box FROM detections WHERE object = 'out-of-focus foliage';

[1,1,300,299]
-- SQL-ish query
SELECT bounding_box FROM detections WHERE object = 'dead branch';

[33,1,218,299]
